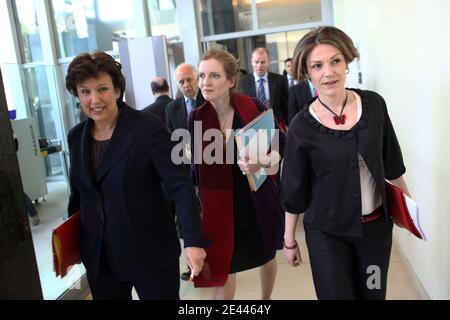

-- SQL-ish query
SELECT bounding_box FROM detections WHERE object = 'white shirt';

[184,89,199,112]
[287,74,298,88]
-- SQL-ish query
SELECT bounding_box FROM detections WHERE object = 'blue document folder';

[234,109,276,191]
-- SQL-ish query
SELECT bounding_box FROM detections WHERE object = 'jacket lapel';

[268,73,276,108]
[95,104,136,183]
[175,98,188,128]
[250,75,257,97]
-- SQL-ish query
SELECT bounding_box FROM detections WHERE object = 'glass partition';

[257,0,322,29]
[206,28,312,75]
[197,0,253,36]
[6,63,84,300]
[3,63,67,178]
[22,65,64,177]
[51,0,137,58]
[266,29,311,74]
[14,0,44,63]
[147,0,180,41]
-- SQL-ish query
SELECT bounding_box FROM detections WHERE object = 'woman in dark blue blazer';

[65,51,209,300]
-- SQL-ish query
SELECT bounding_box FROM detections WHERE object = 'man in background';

[165,63,204,133]
[239,47,288,130]
[284,58,298,90]
[142,77,173,125]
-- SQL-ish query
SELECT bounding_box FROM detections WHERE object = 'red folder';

[385,182,423,239]
[52,212,81,277]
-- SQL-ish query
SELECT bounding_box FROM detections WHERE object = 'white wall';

[334,0,450,299]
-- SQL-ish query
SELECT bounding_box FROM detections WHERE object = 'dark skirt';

[229,157,275,274]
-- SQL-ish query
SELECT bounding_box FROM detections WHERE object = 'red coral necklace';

[317,91,348,125]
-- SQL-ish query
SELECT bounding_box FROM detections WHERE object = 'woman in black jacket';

[65,51,209,300]
[281,26,410,300]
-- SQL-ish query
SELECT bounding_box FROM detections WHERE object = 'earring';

[345,68,350,74]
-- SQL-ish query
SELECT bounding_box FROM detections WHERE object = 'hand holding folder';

[385,182,426,240]
[52,212,82,277]
[235,109,276,191]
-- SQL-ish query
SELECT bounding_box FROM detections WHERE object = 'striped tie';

[257,78,267,106]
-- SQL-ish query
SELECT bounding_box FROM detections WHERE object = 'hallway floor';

[31,182,427,300]
[177,215,428,300]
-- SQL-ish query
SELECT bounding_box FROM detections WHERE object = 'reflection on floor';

[30,180,85,300]
[34,182,426,300]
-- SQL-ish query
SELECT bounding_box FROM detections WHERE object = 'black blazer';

[282,89,406,237]
[287,81,313,125]
[238,72,288,123]
[165,91,205,132]
[142,95,173,125]
[67,102,208,280]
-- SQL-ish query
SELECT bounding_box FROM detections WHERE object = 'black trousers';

[305,217,393,300]
[87,247,180,300]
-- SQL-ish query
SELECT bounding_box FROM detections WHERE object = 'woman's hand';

[237,156,264,176]
[238,151,281,176]
[185,247,206,277]
[283,240,302,267]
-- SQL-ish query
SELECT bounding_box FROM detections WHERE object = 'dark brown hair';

[292,26,360,81]
[199,49,240,92]
[65,50,126,103]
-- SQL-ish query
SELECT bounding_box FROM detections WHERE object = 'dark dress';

[229,114,275,273]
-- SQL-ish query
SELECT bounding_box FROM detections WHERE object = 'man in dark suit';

[287,80,316,125]
[284,58,298,90]
[142,77,173,124]
[166,63,205,132]
[239,47,288,128]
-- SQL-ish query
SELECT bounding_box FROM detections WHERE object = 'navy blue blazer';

[68,102,209,280]
[165,91,205,132]
[142,95,174,125]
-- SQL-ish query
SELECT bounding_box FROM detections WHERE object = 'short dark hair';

[292,26,359,81]
[284,58,293,64]
[151,78,169,94]
[65,50,126,103]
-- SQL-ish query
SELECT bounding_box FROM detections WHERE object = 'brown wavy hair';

[292,26,360,82]
[65,50,126,103]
